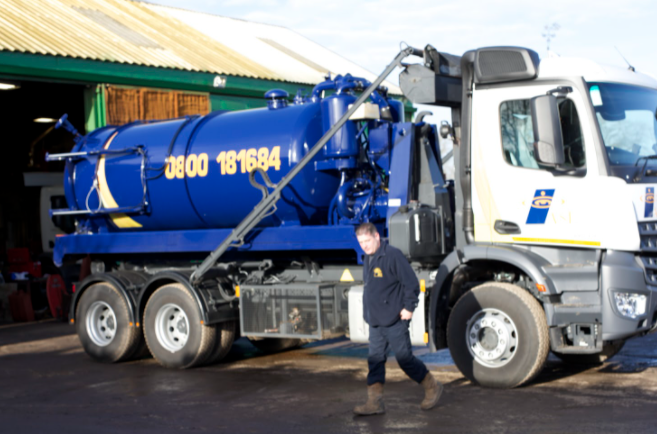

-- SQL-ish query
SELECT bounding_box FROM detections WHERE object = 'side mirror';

[530,95,565,167]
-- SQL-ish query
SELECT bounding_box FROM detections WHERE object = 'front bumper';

[601,250,657,340]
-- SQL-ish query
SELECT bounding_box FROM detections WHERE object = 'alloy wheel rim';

[465,308,518,368]
[154,303,190,353]
[86,301,117,347]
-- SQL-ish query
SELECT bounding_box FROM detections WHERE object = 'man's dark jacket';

[363,241,420,327]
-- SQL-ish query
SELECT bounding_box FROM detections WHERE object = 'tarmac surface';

[1,320,657,434]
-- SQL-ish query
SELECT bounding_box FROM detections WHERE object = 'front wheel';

[447,282,549,388]
[144,283,216,369]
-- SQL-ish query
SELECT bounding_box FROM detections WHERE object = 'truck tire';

[143,283,216,369]
[447,282,549,388]
[204,321,237,365]
[554,341,625,365]
[248,338,302,353]
[76,282,143,363]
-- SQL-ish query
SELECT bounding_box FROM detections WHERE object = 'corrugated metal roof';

[0,0,279,80]
[144,3,403,93]
[0,0,402,92]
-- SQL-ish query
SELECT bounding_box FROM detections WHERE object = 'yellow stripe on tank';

[96,132,143,229]
[512,237,600,247]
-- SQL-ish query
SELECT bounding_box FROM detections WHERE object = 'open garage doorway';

[0,79,85,281]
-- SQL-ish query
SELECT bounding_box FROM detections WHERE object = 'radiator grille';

[638,221,657,284]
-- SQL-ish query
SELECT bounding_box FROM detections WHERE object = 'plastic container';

[9,290,34,322]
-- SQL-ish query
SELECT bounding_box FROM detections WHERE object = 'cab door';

[470,82,612,249]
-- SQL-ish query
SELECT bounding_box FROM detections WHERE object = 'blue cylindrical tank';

[321,93,357,158]
[64,100,341,231]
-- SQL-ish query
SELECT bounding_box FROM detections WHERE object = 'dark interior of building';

[0,79,86,287]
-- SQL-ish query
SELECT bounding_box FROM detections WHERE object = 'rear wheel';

[144,283,216,369]
[554,341,625,365]
[248,338,302,353]
[76,282,143,363]
[447,282,549,388]
[205,321,237,365]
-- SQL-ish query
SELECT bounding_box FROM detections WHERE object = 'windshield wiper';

[633,155,657,182]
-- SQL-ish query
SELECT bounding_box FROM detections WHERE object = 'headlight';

[613,292,647,319]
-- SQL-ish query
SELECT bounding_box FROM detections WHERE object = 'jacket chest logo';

[373,267,383,278]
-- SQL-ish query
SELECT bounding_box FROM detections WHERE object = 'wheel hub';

[478,327,499,351]
[155,303,190,353]
[466,308,518,368]
[86,301,117,347]
[177,319,187,334]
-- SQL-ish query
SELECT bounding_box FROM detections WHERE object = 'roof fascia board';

[0,52,306,98]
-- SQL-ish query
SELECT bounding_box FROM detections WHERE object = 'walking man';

[353,222,443,415]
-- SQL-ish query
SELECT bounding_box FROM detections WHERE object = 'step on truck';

[48,45,657,388]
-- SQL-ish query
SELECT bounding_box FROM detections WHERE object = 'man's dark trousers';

[367,319,428,385]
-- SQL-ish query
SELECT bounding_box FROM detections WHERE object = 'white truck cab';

[401,46,657,387]
[473,55,657,335]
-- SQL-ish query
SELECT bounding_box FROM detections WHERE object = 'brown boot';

[353,383,385,416]
[420,372,443,410]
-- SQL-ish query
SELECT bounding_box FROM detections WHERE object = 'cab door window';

[500,98,585,170]
[558,99,586,169]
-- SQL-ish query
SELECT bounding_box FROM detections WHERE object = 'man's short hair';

[355,222,378,236]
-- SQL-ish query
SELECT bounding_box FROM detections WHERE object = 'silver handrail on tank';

[190,46,425,284]
[46,146,150,217]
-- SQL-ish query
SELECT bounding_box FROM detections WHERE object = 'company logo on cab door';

[644,187,654,218]
[526,189,555,224]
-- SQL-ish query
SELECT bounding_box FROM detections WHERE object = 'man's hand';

[400,308,413,321]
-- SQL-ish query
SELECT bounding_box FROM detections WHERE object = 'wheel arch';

[429,245,554,351]
[137,271,209,326]
[69,273,141,325]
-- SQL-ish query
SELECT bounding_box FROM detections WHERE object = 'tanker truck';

[47,45,657,388]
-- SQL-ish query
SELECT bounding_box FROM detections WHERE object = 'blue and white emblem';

[644,187,654,218]
[526,189,555,224]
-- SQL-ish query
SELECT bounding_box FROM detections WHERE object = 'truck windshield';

[589,82,657,166]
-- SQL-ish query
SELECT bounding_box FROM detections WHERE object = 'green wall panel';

[83,85,107,132]
[210,94,267,112]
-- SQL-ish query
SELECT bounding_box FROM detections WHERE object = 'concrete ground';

[1,320,656,434]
